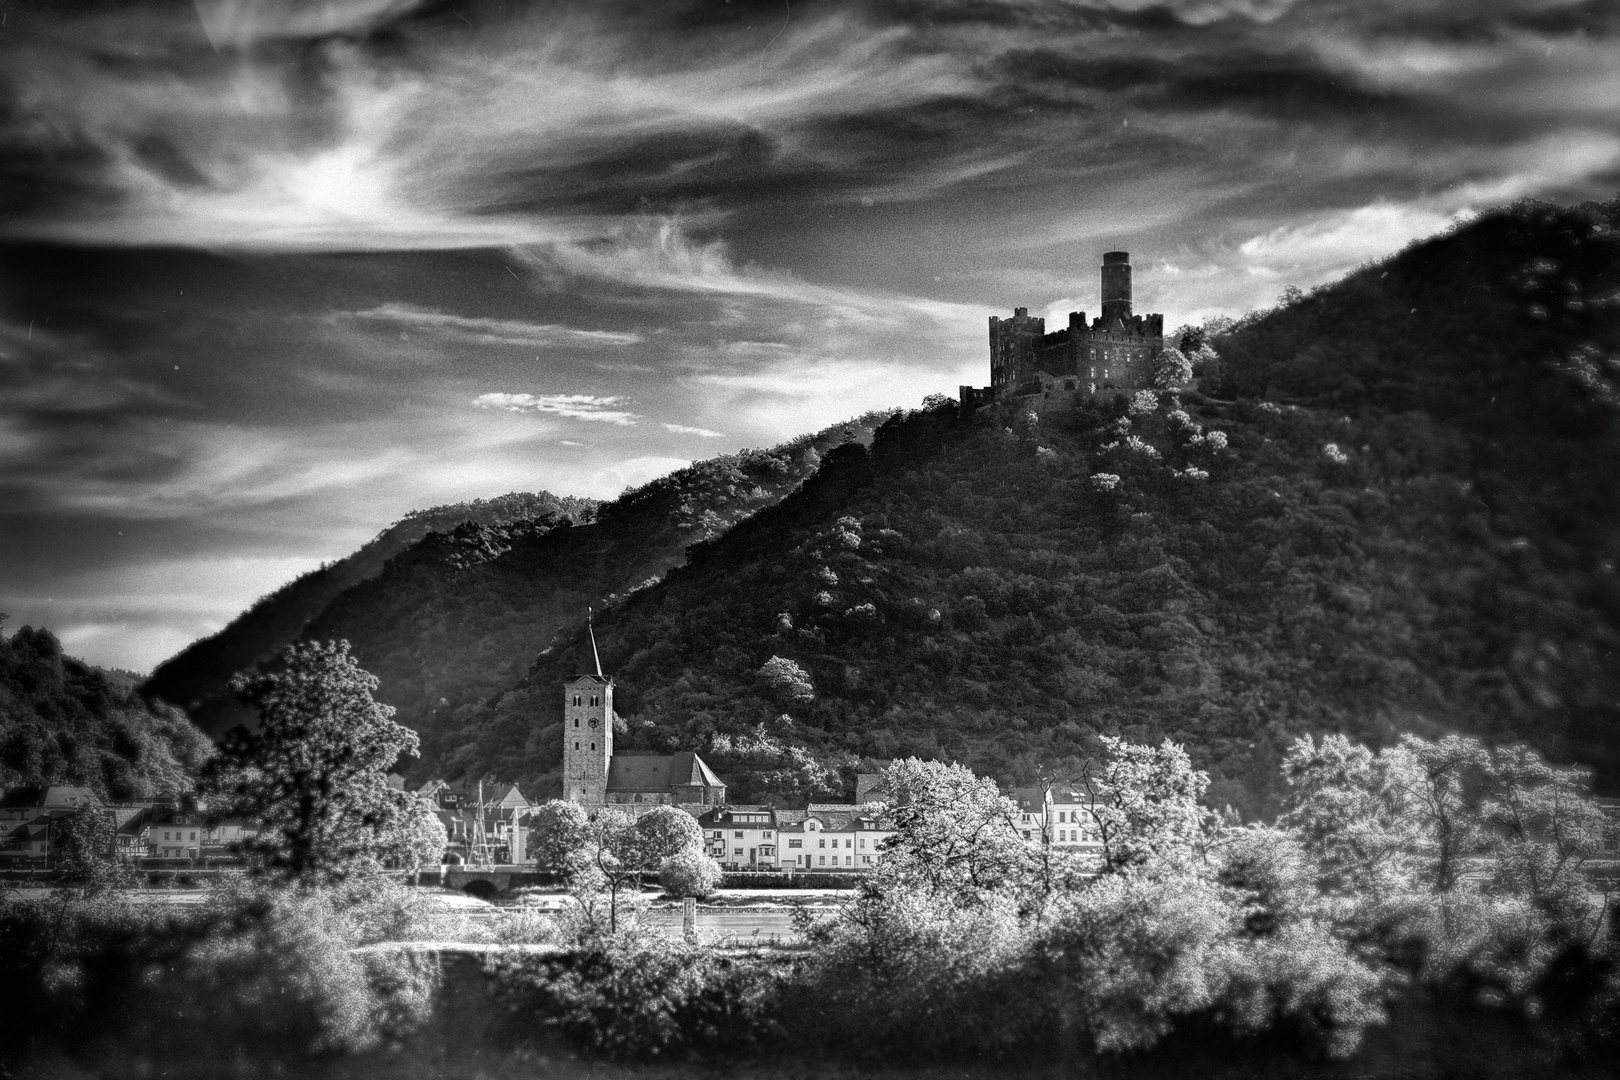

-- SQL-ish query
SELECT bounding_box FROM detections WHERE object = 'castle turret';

[1101,251,1132,325]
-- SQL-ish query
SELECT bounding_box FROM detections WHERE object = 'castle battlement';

[965,251,1164,411]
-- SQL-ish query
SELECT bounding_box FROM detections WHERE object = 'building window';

[735,831,744,839]
[818,839,825,848]
[819,856,826,866]
[574,719,579,727]
[734,848,743,856]
[859,838,865,849]
[1023,830,1032,840]
[574,742,579,750]
[763,831,772,839]
[846,857,853,866]
[862,856,871,865]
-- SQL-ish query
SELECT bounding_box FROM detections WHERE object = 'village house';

[1012,784,1105,858]
[418,778,529,864]
[0,785,107,863]
[696,802,898,872]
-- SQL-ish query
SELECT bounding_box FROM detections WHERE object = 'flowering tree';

[1077,738,1210,873]
[757,655,815,703]
[1152,346,1193,389]
[870,757,1035,903]
[380,792,447,882]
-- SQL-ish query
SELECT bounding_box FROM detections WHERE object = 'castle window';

[574,719,579,728]
[574,742,579,750]
[590,742,595,750]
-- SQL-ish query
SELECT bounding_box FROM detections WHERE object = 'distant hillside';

[146,415,898,750]
[1,624,212,799]
[445,198,1620,815]
[143,492,596,736]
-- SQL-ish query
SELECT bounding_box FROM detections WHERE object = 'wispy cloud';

[662,423,726,438]
[472,392,639,425]
[342,304,643,347]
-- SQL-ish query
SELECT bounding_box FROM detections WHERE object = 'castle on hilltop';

[961,251,1164,410]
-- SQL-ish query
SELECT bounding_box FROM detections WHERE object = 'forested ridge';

[143,198,1620,815]
[1,623,212,799]
[144,413,897,752]
[457,198,1620,814]
[144,491,598,737]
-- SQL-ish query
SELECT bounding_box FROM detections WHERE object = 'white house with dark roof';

[698,802,895,871]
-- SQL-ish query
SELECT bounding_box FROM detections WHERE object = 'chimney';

[1101,251,1131,325]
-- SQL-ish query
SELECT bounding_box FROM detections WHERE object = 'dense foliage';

[438,200,1620,812]
[489,736,1618,1070]
[146,199,1620,817]
[144,491,597,737]
[201,640,424,882]
[530,799,713,929]
[0,622,211,799]
[0,880,440,1072]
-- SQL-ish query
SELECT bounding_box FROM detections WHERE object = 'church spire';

[588,607,604,678]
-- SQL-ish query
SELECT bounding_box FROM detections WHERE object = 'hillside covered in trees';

[449,198,1620,815]
[144,491,598,738]
[144,198,1620,816]
[144,414,897,747]
[1,622,212,799]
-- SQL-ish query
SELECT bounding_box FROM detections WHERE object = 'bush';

[660,850,722,899]
[488,931,784,1059]
[0,879,439,1070]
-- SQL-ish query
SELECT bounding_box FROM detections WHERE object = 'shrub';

[0,880,438,1070]
[489,931,783,1059]
[660,850,723,899]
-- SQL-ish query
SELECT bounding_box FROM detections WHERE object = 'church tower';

[561,620,613,804]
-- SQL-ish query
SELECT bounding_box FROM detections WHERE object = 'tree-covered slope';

[144,492,597,736]
[2,624,213,799]
[302,415,897,778]
[453,199,1620,815]
[148,414,897,758]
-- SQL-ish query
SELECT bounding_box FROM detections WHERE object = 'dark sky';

[2,0,1618,672]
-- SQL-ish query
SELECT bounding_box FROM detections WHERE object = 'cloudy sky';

[2,0,1617,673]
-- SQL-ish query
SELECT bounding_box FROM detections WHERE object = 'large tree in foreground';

[202,640,419,883]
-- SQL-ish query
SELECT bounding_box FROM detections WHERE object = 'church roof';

[605,751,724,793]
[0,785,104,810]
[566,673,612,685]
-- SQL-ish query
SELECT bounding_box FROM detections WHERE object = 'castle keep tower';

[1100,251,1132,324]
[967,250,1164,409]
